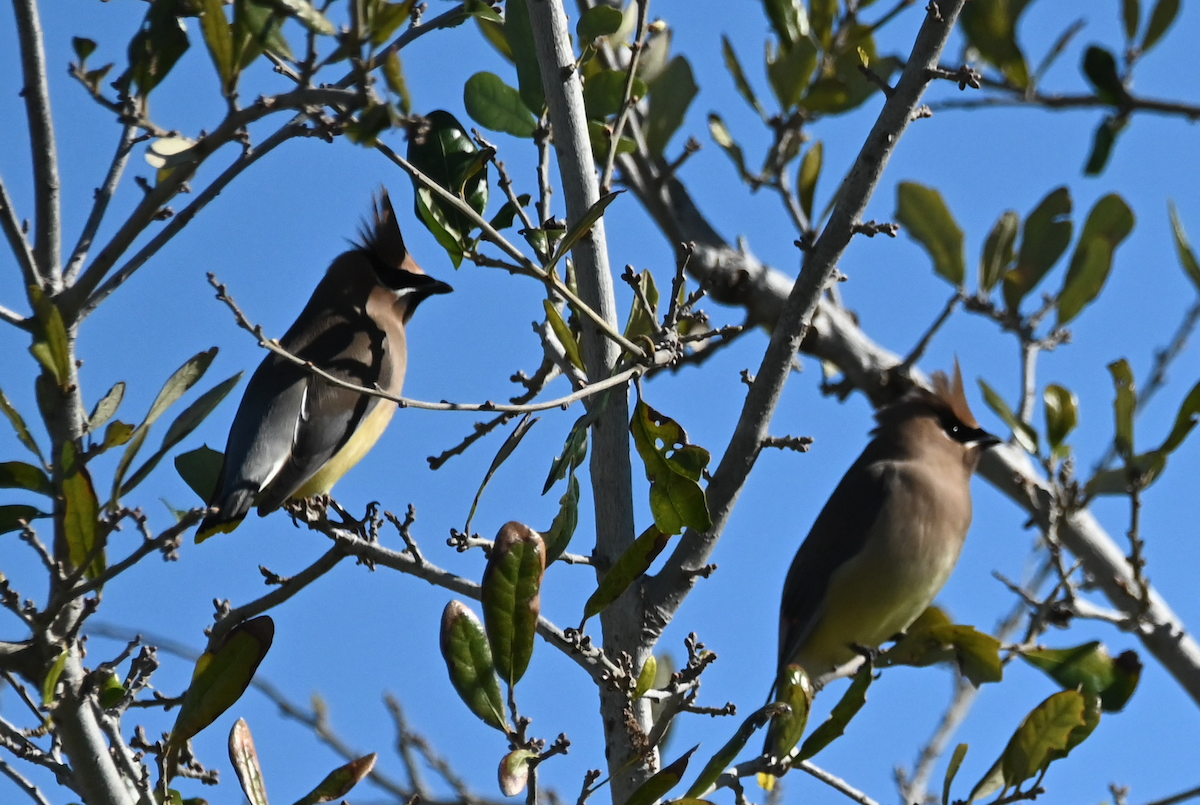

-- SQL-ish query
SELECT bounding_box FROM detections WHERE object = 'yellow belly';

[292,400,398,499]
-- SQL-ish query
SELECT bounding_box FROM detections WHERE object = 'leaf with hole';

[630,399,712,534]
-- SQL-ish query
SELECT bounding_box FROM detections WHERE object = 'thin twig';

[0,176,39,291]
[0,756,54,805]
[65,123,139,283]
[600,0,651,193]
[796,761,881,805]
[1142,785,1200,805]
[899,290,961,372]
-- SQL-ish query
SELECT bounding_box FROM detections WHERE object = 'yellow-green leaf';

[630,399,712,534]
[583,525,672,621]
[440,601,509,732]
[481,522,545,685]
[896,182,965,287]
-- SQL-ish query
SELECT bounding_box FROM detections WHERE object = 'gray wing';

[776,458,895,674]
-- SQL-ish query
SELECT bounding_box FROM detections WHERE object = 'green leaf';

[708,114,753,183]
[1108,359,1136,460]
[797,661,872,761]
[1122,0,1140,41]
[583,525,671,621]
[1168,201,1200,292]
[28,286,72,388]
[1043,383,1078,452]
[1021,642,1142,712]
[546,191,621,272]
[635,655,658,699]
[588,120,637,164]
[762,0,807,50]
[943,744,968,805]
[576,5,623,42]
[62,441,104,580]
[1004,186,1073,312]
[767,38,818,111]
[175,445,224,504]
[464,414,539,537]
[228,719,269,805]
[1084,114,1128,177]
[797,142,822,221]
[88,382,126,433]
[1058,194,1135,325]
[345,102,397,146]
[0,462,52,496]
[625,746,697,805]
[200,0,236,93]
[122,372,242,496]
[73,36,98,62]
[543,474,580,564]
[809,0,837,48]
[232,0,293,69]
[543,412,591,494]
[505,0,544,114]
[687,703,790,798]
[544,299,584,371]
[170,617,274,748]
[498,749,538,797]
[476,15,512,61]
[722,36,765,119]
[1082,46,1127,106]
[489,193,531,231]
[629,399,712,534]
[584,69,647,119]
[464,72,536,137]
[481,522,545,685]
[383,48,411,115]
[0,505,49,536]
[440,601,509,731]
[978,378,1039,454]
[998,690,1088,792]
[980,210,1019,293]
[0,387,45,463]
[896,182,966,288]
[294,753,377,805]
[876,614,1004,687]
[1159,376,1200,454]
[623,268,660,345]
[464,0,502,24]
[1086,451,1166,496]
[645,56,698,158]
[959,0,1032,89]
[1141,0,1180,53]
[761,665,813,766]
[269,0,335,35]
[367,0,415,47]
[97,669,126,709]
[128,0,191,96]
[42,650,68,704]
[408,110,489,264]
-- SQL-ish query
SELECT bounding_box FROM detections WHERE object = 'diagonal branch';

[0,175,39,291]
[12,0,61,288]
[644,0,969,641]
[65,124,139,284]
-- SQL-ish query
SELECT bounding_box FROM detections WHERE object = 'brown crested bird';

[197,190,452,541]
[774,364,1000,680]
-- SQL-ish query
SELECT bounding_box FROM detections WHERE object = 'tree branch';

[65,124,139,284]
[0,174,39,291]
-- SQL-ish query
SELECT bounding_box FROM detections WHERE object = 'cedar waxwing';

[774,365,1000,682]
[197,191,452,541]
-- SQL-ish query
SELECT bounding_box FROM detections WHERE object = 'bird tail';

[195,488,254,542]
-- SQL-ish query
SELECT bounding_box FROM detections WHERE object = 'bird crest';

[930,359,980,428]
[356,188,424,274]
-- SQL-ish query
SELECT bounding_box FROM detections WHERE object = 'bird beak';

[413,274,454,296]
[973,430,1003,449]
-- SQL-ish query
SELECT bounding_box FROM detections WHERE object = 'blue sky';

[2,1,1200,804]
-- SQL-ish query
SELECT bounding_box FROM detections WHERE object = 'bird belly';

[291,400,398,499]
[797,516,966,674]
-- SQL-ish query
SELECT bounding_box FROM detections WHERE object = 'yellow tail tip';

[757,773,777,791]
[195,517,242,543]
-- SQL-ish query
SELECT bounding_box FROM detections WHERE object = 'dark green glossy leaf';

[229,719,269,805]
[505,0,544,114]
[1082,46,1126,105]
[943,744,968,805]
[583,525,671,620]
[73,37,98,62]
[408,110,489,265]
[1058,194,1134,325]
[623,268,660,345]
[1004,187,1073,312]
[797,142,822,221]
[761,665,812,767]
[88,382,126,433]
[584,69,647,119]
[28,286,71,388]
[1043,383,1078,452]
[959,0,1031,89]
[1141,0,1180,53]
[464,414,538,537]
[646,56,698,158]
[489,193,531,231]
[1122,0,1140,41]
[0,462,51,496]
[482,522,545,685]
[0,505,48,536]
[708,114,752,183]
[797,661,872,761]
[896,182,965,288]
[767,38,818,111]
[687,703,790,798]
[543,412,591,494]
[464,0,502,24]
[1168,201,1200,292]
[441,601,508,731]
[980,210,1019,293]
[1085,114,1127,177]
[543,473,580,564]
[0,387,45,463]
[1021,642,1142,712]
[295,753,377,805]
[630,399,712,534]
[762,0,806,49]
[97,669,125,709]
[465,72,536,137]
[978,378,1038,454]
[547,191,621,271]
[625,746,697,805]
[170,617,274,747]
[62,441,103,580]
[576,5,623,42]
[722,35,765,119]
[128,0,191,96]
[499,748,538,797]
[200,0,236,92]
[176,445,224,504]
[123,372,242,495]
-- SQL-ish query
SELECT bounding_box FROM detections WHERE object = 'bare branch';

[65,124,139,284]
[0,175,39,290]
[0,755,54,805]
